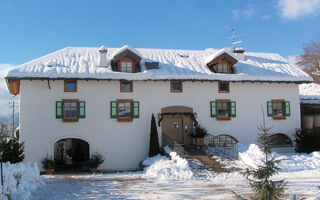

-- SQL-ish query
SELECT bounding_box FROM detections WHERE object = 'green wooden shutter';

[133,101,139,118]
[230,101,236,117]
[267,101,273,117]
[210,101,217,117]
[110,101,118,118]
[284,101,290,116]
[56,101,63,119]
[78,101,85,118]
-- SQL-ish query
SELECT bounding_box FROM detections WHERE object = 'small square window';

[218,82,229,93]
[171,81,183,93]
[120,81,133,92]
[64,80,77,92]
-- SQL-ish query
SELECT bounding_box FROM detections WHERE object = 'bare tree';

[296,36,320,84]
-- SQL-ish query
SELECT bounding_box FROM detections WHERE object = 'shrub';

[41,156,56,170]
[295,128,320,153]
[149,114,160,157]
[0,135,25,163]
[191,125,208,138]
[88,153,104,168]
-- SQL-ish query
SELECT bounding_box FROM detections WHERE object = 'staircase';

[184,146,229,173]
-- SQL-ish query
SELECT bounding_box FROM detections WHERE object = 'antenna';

[224,25,242,51]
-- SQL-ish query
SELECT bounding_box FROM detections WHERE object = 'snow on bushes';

[142,146,193,181]
[238,143,320,172]
[0,162,42,200]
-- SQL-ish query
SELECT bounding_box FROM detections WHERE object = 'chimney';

[233,47,245,61]
[99,45,108,67]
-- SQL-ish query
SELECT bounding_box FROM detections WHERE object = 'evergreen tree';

[0,136,25,163]
[149,114,160,157]
[244,108,287,200]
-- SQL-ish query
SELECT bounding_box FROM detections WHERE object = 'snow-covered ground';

[27,144,320,200]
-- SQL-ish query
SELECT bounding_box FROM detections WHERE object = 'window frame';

[120,80,133,92]
[272,99,286,120]
[64,80,77,92]
[62,99,79,122]
[119,58,135,73]
[170,81,183,93]
[117,99,133,122]
[218,82,230,93]
[216,61,232,74]
[216,99,231,121]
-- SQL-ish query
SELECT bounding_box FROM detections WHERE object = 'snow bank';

[142,147,193,181]
[238,144,320,172]
[0,162,42,200]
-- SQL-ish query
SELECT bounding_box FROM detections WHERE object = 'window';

[217,64,229,73]
[210,100,236,120]
[56,100,85,122]
[120,61,133,73]
[218,82,229,93]
[210,134,238,148]
[64,80,77,92]
[267,100,290,120]
[120,81,133,92]
[110,100,139,122]
[170,81,183,93]
[270,133,293,147]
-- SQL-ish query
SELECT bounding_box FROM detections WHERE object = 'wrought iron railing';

[162,134,185,158]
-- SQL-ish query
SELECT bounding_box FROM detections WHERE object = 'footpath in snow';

[2,144,319,199]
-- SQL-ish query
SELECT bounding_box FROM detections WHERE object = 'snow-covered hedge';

[238,143,320,172]
[142,146,193,180]
[0,162,42,200]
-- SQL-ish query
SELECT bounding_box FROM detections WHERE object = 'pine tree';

[0,135,25,163]
[244,107,287,200]
[149,114,160,157]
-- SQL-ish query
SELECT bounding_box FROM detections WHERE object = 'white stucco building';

[5,45,312,171]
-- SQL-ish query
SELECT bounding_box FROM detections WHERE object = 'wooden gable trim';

[207,53,238,74]
[8,79,20,96]
[114,49,141,63]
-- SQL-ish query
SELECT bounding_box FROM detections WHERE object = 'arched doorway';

[160,106,194,146]
[54,138,89,171]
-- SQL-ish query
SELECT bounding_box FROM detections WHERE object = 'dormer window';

[112,45,142,73]
[205,49,238,74]
[120,60,133,73]
[217,64,229,73]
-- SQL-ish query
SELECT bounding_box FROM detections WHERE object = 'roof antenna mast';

[224,25,242,52]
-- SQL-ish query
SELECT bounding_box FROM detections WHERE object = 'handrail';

[162,134,185,158]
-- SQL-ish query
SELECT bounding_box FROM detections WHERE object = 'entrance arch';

[54,138,89,171]
[161,106,194,146]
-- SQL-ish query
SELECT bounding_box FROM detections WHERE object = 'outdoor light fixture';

[0,150,3,187]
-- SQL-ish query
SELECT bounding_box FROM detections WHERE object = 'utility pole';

[12,100,15,137]
[9,100,18,137]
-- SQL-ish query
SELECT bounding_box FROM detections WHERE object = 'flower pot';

[90,168,98,173]
[196,138,204,146]
[46,169,54,175]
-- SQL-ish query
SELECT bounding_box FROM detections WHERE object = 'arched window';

[212,134,238,148]
[271,133,293,147]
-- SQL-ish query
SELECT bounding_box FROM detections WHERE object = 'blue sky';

[0,0,320,115]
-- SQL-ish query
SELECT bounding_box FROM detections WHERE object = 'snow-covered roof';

[299,83,320,104]
[5,46,312,83]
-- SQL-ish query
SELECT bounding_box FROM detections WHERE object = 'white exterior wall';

[19,80,301,170]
